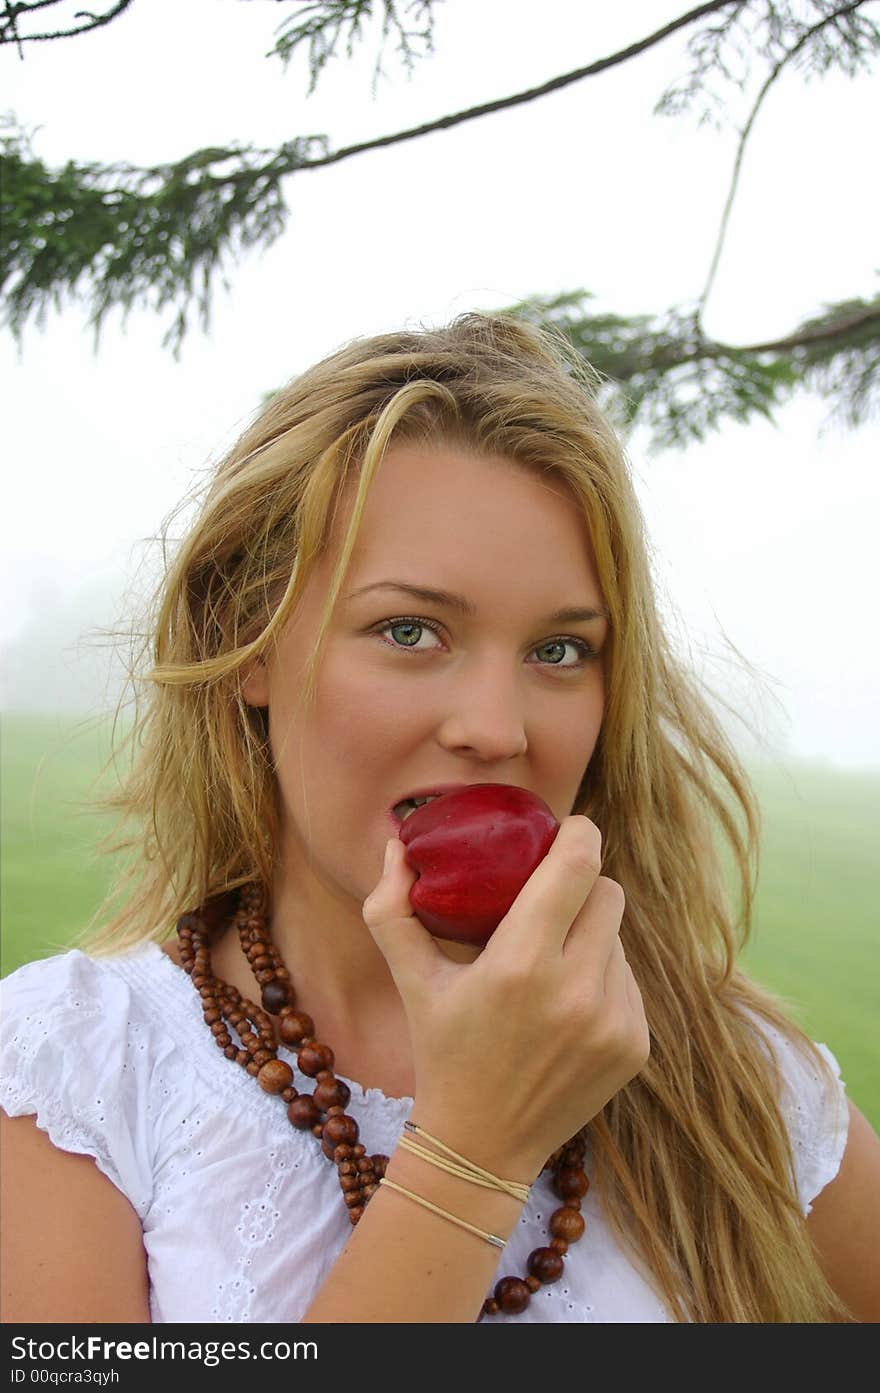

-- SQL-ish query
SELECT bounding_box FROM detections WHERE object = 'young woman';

[2,314,878,1323]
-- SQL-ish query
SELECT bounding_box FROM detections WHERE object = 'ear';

[240,656,270,708]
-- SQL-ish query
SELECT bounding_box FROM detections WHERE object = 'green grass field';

[2,711,877,1129]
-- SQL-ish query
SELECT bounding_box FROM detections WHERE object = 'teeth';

[397,794,441,822]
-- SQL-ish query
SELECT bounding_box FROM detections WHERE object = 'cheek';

[294,658,417,771]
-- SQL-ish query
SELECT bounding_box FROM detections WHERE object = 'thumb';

[362,837,445,989]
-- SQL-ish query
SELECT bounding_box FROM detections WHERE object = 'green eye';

[376,617,444,652]
[390,622,424,647]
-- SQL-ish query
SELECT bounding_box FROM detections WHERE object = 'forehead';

[333,442,601,594]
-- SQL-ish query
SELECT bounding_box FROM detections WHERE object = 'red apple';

[398,783,560,946]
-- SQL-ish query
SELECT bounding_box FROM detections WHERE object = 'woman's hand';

[361,816,650,1181]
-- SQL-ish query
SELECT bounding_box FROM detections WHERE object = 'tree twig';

[279,0,740,173]
[0,0,134,46]
[697,0,871,324]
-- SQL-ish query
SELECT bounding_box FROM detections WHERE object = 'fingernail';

[383,839,396,874]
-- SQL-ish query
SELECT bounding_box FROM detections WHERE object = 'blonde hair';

[87,313,849,1322]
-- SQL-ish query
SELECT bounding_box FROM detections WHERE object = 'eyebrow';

[344,581,610,625]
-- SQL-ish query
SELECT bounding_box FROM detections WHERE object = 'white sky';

[2,0,878,768]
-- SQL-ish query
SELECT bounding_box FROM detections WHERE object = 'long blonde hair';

[87,313,849,1322]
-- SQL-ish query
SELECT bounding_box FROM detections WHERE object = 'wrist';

[384,1139,527,1249]
[403,1105,543,1190]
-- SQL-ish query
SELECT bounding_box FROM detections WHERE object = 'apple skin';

[398,783,560,946]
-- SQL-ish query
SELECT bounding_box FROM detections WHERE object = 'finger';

[558,874,626,978]
[603,939,651,1060]
[601,935,629,1002]
[485,815,603,960]
[362,838,447,987]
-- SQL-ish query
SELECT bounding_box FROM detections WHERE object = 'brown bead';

[246,1061,260,1077]
[344,1191,362,1209]
[224,1044,237,1060]
[338,1161,357,1176]
[339,1174,361,1193]
[251,1048,273,1068]
[527,1247,564,1284]
[525,1275,541,1294]
[348,1206,364,1225]
[356,1157,373,1173]
[552,1166,589,1202]
[210,1021,227,1037]
[326,1105,344,1117]
[204,1009,221,1025]
[481,1298,500,1317]
[311,1123,323,1138]
[314,1078,351,1111]
[322,1114,359,1150]
[257,1059,294,1094]
[361,1182,379,1199]
[352,1144,365,1158]
[333,1145,355,1163]
[549,1237,568,1255]
[298,1043,335,1077]
[549,1205,586,1242]
[281,1086,297,1103]
[287,1096,320,1129]
[253,955,272,971]
[372,1155,389,1178]
[261,980,289,1015]
[494,1277,531,1314]
[279,1011,315,1046]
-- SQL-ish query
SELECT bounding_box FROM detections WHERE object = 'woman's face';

[244,441,609,921]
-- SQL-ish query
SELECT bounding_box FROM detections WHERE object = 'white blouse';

[0,944,849,1324]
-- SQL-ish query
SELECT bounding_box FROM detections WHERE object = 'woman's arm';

[0,1111,151,1323]
[302,1110,534,1323]
[806,1100,880,1322]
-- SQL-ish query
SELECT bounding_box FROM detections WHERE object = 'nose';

[434,652,529,763]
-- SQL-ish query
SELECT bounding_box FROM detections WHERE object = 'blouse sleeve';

[754,1018,850,1216]
[0,950,158,1220]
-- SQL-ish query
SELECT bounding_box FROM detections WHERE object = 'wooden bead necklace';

[176,883,590,1320]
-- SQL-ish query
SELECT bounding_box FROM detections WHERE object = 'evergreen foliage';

[1,0,878,448]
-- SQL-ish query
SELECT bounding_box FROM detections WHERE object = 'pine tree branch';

[0,0,134,47]
[268,0,438,95]
[698,0,873,322]
[294,0,739,169]
[0,0,741,350]
[512,289,880,450]
[725,303,880,356]
[3,0,878,449]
